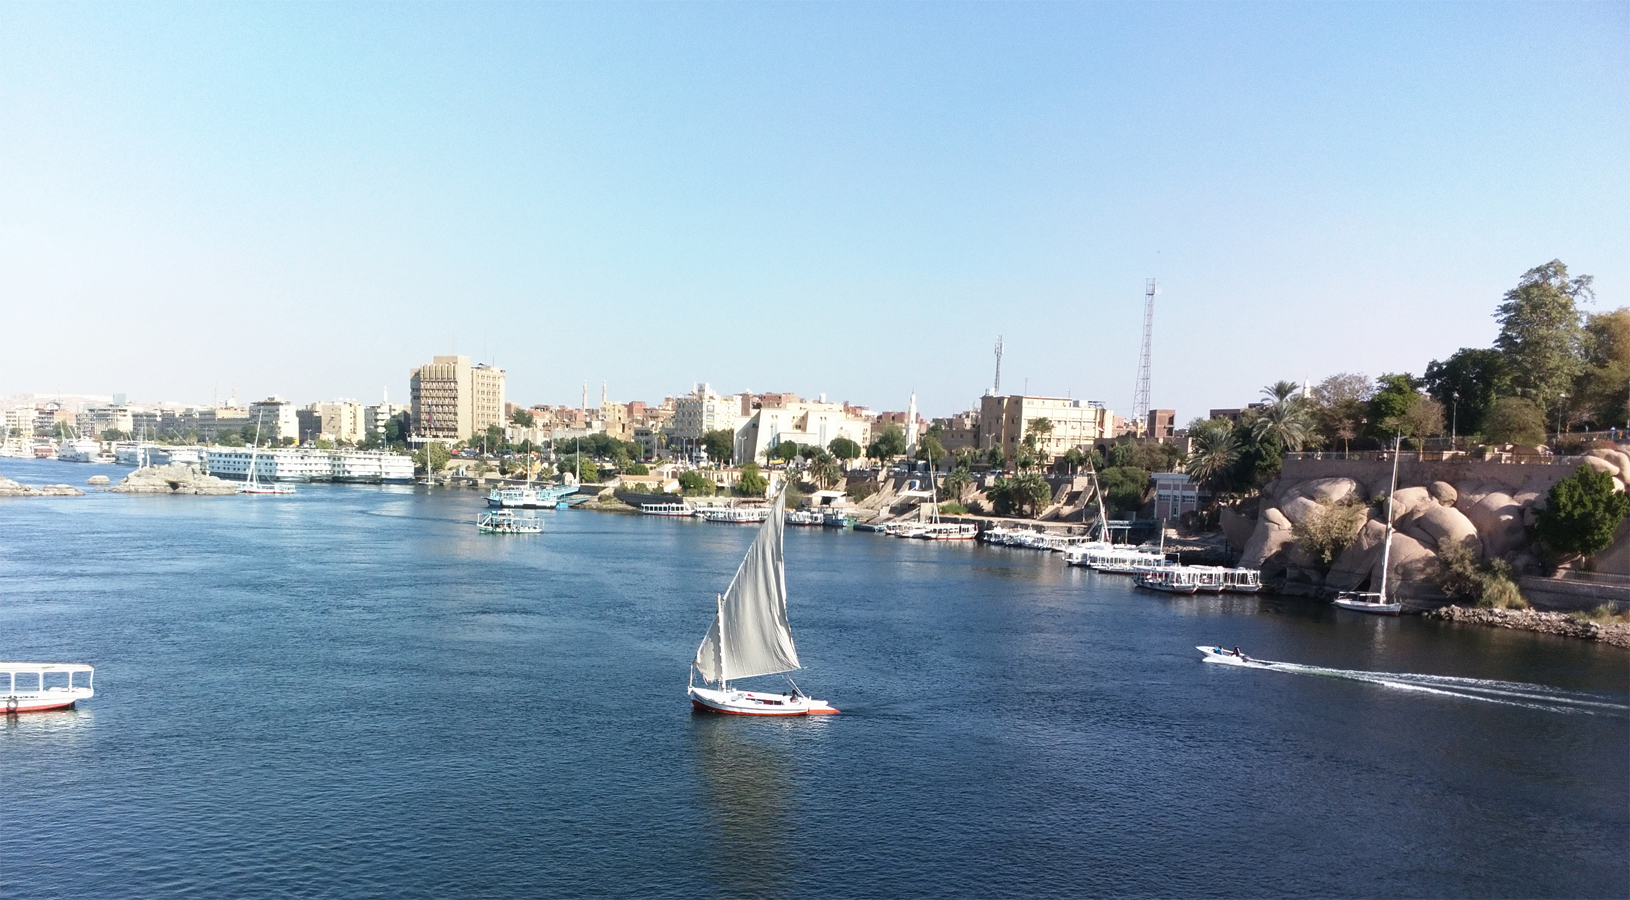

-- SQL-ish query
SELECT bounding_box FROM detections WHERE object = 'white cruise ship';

[203,448,414,484]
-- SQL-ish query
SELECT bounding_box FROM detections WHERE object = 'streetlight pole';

[1450,390,1458,447]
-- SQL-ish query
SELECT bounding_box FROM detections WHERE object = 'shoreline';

[1426,605,1630,649]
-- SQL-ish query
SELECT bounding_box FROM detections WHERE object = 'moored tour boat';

[3,663,94,713]
[687,490,837,716]
[477,510,543,534]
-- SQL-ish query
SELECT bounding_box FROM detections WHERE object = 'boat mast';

[715,591,727,692]
[1377,435,1401,602]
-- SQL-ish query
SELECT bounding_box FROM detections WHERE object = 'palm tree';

[1250,400,1313,451]
[1263,380,1302,405]
[1185,426,1240,492]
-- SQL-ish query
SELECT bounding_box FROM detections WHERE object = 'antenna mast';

[993,336,1004,395]
[1132,279,1157,433]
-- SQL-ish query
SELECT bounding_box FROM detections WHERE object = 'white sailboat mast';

[1378,435,1401,601]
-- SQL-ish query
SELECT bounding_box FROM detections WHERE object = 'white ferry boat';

[915,521,979,540]
[695,506,772,524]
[639,501,695,516]
[1135,567,1202,594]
[3,663,94,713]
[477,510,544,534]
[487,484,579,508]
[55,439,101,463]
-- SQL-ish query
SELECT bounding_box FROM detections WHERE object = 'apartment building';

[978,395,1113,460]
[409,355,506,442]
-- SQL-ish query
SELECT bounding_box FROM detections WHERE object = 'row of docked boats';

[487,484,579,509]
[638,500,860,528]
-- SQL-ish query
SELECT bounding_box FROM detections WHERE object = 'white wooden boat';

[1135,567,1202,594]
[1334,436,1404,616]
[688,490,837,716]
[3,663,94,713]
[477,510,543,534]
[695,506,772,524]
[639,501,695,516]
[1221,567,1262,593]
[916,521,978,540]
[784,509,825,526]
[241,414,296,495]
[488,484,578,508]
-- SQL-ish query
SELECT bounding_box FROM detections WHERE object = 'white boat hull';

[4,688,92,713]
[1196,646,1275,668]
[687,685,838,716]
[1333,597,1402,615]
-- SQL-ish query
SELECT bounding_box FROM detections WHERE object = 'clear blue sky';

[2,2,1625,422]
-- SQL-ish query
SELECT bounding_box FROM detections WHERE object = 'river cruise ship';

[695,506,772,524]
[3,663,94,713]
[639,501,695,516]
[204,448,415,484]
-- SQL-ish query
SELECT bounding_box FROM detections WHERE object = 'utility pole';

[1132,279,1157,434]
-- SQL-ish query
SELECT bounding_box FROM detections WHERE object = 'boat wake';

[1224,659,1628,716]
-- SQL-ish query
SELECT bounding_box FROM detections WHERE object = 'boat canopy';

[694,490,801,683]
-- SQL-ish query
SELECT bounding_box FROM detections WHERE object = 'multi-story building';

[1152,472,1204,521]
[1148,409,1176,441]
[978,395,1113,461]
[410,355,505,442]
[670,384,748,442]
[196,406,253,442]
[736,395,872,464]
[248,397,298,444]
[365,403,410,441]
[312,401,366,444]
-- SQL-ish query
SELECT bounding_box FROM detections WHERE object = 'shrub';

[1292,499,1368,566]
[1534,467,1630,557]
[846,481,877,502]
[678,471,714,496]
[1437,542,1528,609]
[735,463,768,497]
[938,502,970,516]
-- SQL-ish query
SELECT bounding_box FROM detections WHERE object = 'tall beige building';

[410,355,506,442]
[978,395,1112,460]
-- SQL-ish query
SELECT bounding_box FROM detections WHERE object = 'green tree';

[735,463,768,497]
[218,432,245,447]
[1251,382,1315,451]
[1185,426,1239,493]
[1533,466,1630,558]
[1098,466,1150,517]
[511,409,535,427]
[988,472,1051,517]
[867,423,907,462]
[53,420,74,440]
[1485,397,1547,446]
[1026,417,1054,452]
[1495,259,1593,416]
[678,470,714,496]
[483,424,506,453]
[1310,373,1374,451]
[316,438,335,450]
[702,429,735,465]
[943,460,974,498]
[827,436,862,464]
[279,436,296,447]
[414,443,451,475]
[915,433,946,469]
[985,446,1006,469]
[773,440,800,464]
[808,453,844,489]
[1424,348,1511,438]
[100,428,128,442]
[1573,308,1630,429]
[625,463,649,475]
[1367,374,1421,439]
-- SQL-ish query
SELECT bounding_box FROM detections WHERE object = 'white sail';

[693,490,801,683]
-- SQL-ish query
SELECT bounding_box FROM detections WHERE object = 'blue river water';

[2,459,1626,898]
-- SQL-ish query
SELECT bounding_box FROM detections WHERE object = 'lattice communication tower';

[993,336,1004,395]
[1131,279,1157,429]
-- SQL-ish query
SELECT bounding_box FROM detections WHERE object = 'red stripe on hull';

[4,701,76,714]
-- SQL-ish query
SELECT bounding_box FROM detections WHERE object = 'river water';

[2,459,1626,898]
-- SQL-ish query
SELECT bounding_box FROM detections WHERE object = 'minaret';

[905,392,919,455]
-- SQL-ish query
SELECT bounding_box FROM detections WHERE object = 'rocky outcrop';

[111,464,238,495]
[0,475,83,497]
[88,475,110,486]
[1426,605,1630,649]
[1234,453,1629,602]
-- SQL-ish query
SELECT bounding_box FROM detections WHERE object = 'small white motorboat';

[1196,646,1276,668]
[477,510,543,534]
[3,663,94,713]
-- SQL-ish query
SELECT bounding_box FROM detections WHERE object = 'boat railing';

[2,663,94,698]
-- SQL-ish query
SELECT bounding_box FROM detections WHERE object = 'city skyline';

[2,3,1624,418]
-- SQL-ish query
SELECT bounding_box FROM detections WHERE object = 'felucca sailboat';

[688,488,838,716]
[1333,435,1403,615]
